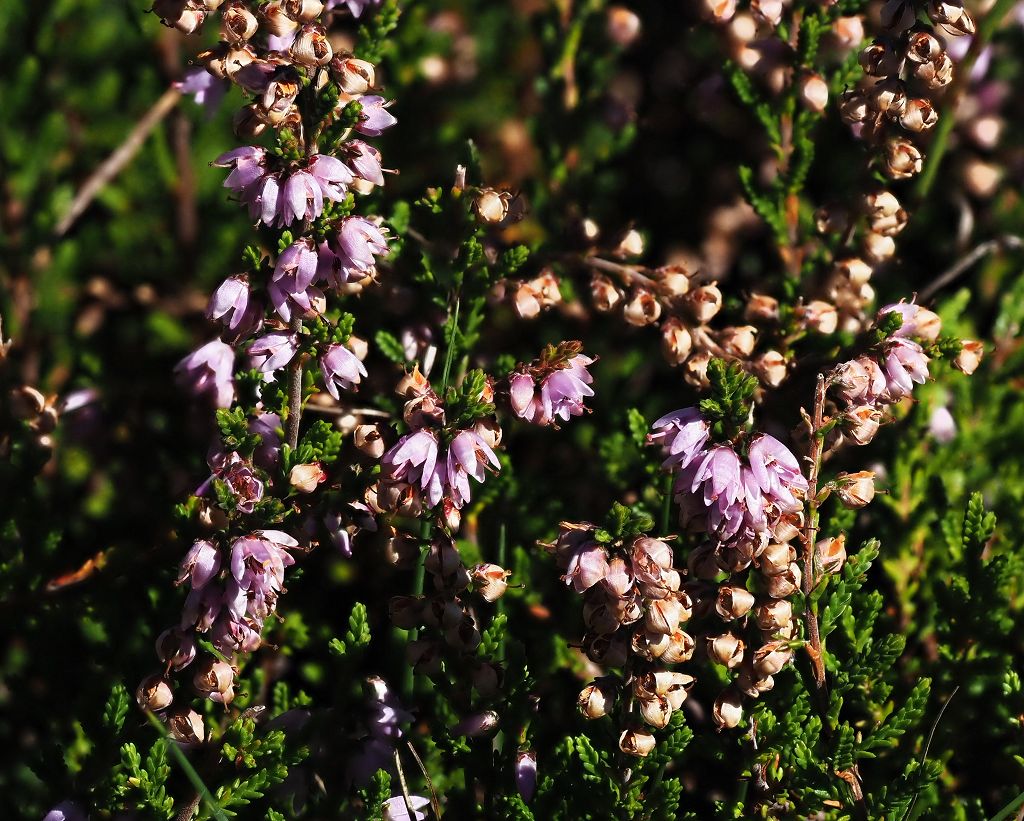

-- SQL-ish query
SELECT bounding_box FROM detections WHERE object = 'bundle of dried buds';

[551,522,697,753]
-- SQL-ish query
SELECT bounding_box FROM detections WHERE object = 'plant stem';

[440,294,461,394]
[285,316,303,451]
[915,0,1019,199]
[801,374,828,696]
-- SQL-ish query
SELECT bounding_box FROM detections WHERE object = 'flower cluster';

[508,341,596,426]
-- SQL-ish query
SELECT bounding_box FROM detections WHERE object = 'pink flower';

[249,331,299,374]
[208,275,258,336]
[308,153,354,201]
[345,139,385,185]
[176,66,227,113]
[882,338,930,400]
[509,354,596,426]
[563,542,610,592]
[320,343,368,398]
[446,429,501,508]
[382,796,429,821]
[175,339,235,408]
[251,412,283,468]
[274,240,319,292]
[648,407,710,470]
[746,434,807,512]
[278,169,324,226]
[336,216,389,273]
[177,540,222,589]
[929,405,956,443]
[356,95,398,135]
[516,751,538,803]
[382,430,440,491]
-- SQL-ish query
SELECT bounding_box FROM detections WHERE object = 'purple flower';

[175,339,235,408]
[746,434,807,512]
[308,153,354,201]
[345,140,385,185]
[356,95,397,136]
[320,343,367,399]
[43,801,87,821]
[279,169,324,226]
[250,412,283,468]
[176,66,228,113]
[563,542,610,592]
[382,796,429,821]
[177,540,222,589]
[181,584,222,632]
[328,0,385,17]
[336,216,389,273]
[446,429,501,508]
[510,355,596,426]
[381,430,440,491]
[197,452,264,513]
[882,338,930,400]
[836,357,887,406]
[213,145,268,197]
[211,614,262,654]
[269,270,323,323]
[929,405,957,443]
[648,407,710,470]
[275,240,319,292]
[249,331,299,374]
[208,275,256,335]
[516,751,538,802]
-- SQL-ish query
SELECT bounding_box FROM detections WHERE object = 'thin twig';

[801,375,829,699]
[918,235,1023,304]
[393,747,420,820]
[902,686,959,821]
[55,87,181,237]
[407,740,441,819]
[285,316,304,450]
[582,255,658,288]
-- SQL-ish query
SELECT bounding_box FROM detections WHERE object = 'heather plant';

[3,0,1024,819]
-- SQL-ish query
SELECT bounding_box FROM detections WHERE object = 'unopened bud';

[590,274,623,312]
[578,680,617,718]
[606,6,642,46]
[706,633,745,668]
[900,98,938,133]
[167,707,205,746]
[474,189,509,224]
[713,688,744,729]
[753,599,793,632]
[927,0,975,35]
[860,41,901,76]
[289,462,326,493]
[906,31,943,63]
[799,73,829,113]
[685,284,723,323]
[332,56,376,94]
[839,91,869,125]
[221,1,258,42]
[284,0,324,22]
[623,288,662,326]
[619,727,657,756]
[914,53,954,89]
[752,641,792,677]
[845,405,882,445]
[715,585,755,620]
[864,232,896,263]
[291,23,333,66]
[753,350,788,388]
[817,534,848,575]
[193,658,235,704]
[884,139,923,180]
[744,293,779,322]
[354,424,386,458]
[645,597,684,635]
[262,2,299,37]
[718,325,758,358]
[661,629,696,664]
[136,674,174,711]
[616,229,645,257]
[796,300,838,335]
[955,340,983,374]
[836,471,876,509]
[638,694,673,728]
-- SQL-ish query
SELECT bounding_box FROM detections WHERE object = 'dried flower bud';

[474,189,510,224]
[713,688,744,729]
[718,325,758,357]
[870,78,908,117]
[587,633,630,666]
[578,679,617,718]
[153,0,206,34]
[333,56,376,94]
[512,283,542,320]
[754,599,793,632]
[661,629,696,664]
[833,16,864,50]
[796,300,838,335]
[656,266,691,298]
[193,659,235,704]
[752,641,792,677]
[606,6,642,46]
[290,462,326,493]
[645,597,684,635]
[616,228,645,257]
[471,563,511,602]
[9,386,46,420]
[291,23,333,67]
[284,0,324,22]
[772,514,802,545]
[715,585,755,620]
[451,710,499,738]
[473,661,503,697]
[751,0,783,26]
[262,2,299,37]
[221,1,258,42]
[818,534,848,575]
[706,633,745,668]
[927,0,975,35]
[631,628,671,660]
[757,542,794,576]
[884,139,923,180]
[233,104,268,139]
[744,293,779,322]
[619,727,657,756]
[639,694,673,728]
[136,674,174,712]
[683,351,713,389]
[445,614,481,652]
[167,707,205,746]
[900,98,938,133]
[859,41,901,76]
[590,273,623,312]
[963,158,1003,199]
[388,595,423,629]
[839,91,869,125]
[845,405,883,445]
[623,288,662,326]
[864,232,896,263]
[799,73,829,113]
[764,563,801,598]
[661,317,693,365]
[955,340,983,374]
[915,53,954,89]
[836,471,876,508]
[906,32,943,64]
[354,424,386,458]
[685,284,723,323]
[753,350,788,388]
